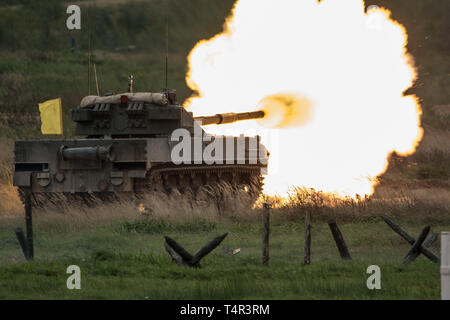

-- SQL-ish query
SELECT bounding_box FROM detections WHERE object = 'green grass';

[121,218,217,233]
[0,216,445,299]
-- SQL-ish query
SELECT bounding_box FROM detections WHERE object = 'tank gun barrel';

[194,110,265,126]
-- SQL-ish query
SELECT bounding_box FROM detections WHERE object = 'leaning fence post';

[442,232,450,300]
[304,211,311,265]
[24,189,34,260]
[262,203,270,266]
[15,228,28,259]
[328,221,351,260]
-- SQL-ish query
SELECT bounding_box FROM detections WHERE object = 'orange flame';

[185,0,423,198]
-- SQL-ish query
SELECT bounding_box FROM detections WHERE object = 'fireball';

[185,0,423,198]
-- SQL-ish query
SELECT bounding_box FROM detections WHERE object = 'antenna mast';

[88,34,92,95]
[165,0,169,93]
[87,6,92,95]
[94,64,100,96]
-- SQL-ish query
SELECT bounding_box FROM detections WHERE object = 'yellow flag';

[38,98,63,135]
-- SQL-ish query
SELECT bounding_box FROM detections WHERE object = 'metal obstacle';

[381,216,439,265]
[164,233,228,268]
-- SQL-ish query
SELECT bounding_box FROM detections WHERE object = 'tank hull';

[14,136,267,206]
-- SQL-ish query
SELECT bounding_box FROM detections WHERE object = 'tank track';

[18,164,264,208]
[135,164,264,211]
[138,164,262,192]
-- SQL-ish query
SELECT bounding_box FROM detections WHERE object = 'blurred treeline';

[0,1,447,58]
[372,0,449,129]
[0,0,235,54]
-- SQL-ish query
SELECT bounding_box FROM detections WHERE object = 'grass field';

[0,188,448,300]
[0,208,446,300]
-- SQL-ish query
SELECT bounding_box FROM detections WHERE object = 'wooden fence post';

[15,228,28,259]
[328,221,351,260]
[442,232,450,300]
[262,203,270,266]
[24,189,33,260]
[304,211,311,265]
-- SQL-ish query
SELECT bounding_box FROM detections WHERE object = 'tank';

[13,88,269,207]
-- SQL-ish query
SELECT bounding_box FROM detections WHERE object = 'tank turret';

[71,91,264,137]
